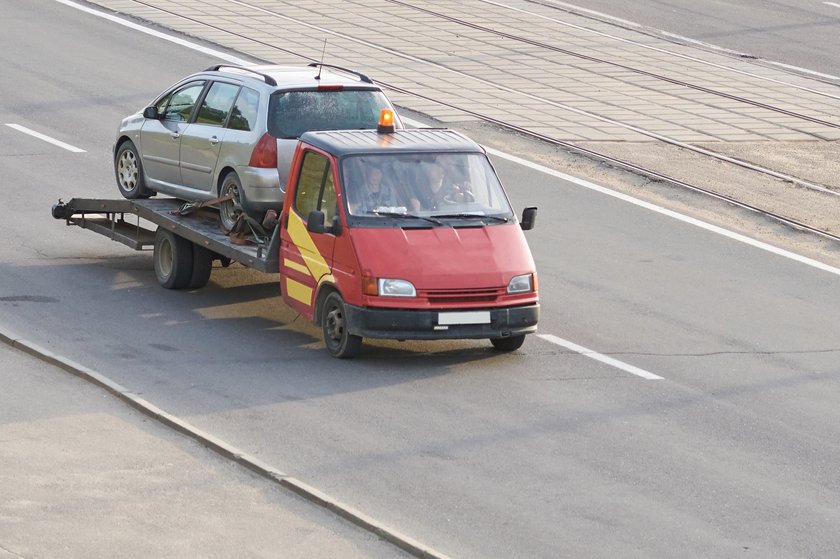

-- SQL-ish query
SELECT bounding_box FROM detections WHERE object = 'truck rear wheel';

[322,292,362,359]
[154,228,194,289]
[187,245,213,289]
[490,335,526,352]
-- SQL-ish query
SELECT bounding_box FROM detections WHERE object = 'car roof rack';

[307,63,373,84]
[204,65,278,86]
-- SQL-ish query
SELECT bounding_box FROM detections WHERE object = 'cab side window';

[228,87,260,132]
[158,81,205,122]
[196,82,240,126]
[294,151,338,227]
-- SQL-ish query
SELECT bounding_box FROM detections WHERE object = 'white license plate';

[437,311,491,325]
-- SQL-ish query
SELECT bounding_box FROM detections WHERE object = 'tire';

[321,292,362,359]
[187,245,213,289]
[219,172,244,233]
[490,335,526,352]
[154,228,194,289]
[115,141,153,199]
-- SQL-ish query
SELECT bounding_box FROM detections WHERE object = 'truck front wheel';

[490,335,526,352]
[322,292,362,359]
[154,228,194,289]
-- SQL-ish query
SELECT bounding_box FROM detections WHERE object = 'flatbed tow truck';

[53,119,539,358]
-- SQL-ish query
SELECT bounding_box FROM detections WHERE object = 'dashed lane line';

[5,124,86,153]
[538,334,665,381]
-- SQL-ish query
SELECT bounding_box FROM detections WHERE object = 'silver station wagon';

[114,63,402,231]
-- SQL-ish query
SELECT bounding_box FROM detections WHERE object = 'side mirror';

[520,206,537,231]
[331,214,343,236]
[306,210,326,234]
[142,106,160,119]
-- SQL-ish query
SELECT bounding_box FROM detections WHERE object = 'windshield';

[342,153,514,221]
[268,89,393,139]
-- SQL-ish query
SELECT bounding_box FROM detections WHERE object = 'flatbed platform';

[53,198,280,273]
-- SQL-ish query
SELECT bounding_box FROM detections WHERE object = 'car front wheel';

[115,141,153,199]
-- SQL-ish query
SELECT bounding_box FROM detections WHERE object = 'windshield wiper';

[367,210,443,226]
[433,213,509,223]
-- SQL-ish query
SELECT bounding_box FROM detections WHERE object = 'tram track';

[386,0,840,130]
[103,0,840,242]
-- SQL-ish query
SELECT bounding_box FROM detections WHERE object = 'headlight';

[378,278,416,297]
[507,273,533,294]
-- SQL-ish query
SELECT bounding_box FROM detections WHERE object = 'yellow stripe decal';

[285,277,313,306]
[287,211,332,281]
[283,258,311,277]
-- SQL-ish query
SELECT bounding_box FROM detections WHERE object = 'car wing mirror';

[306,210,326,234]
[520,206,537,231]
[142,106,161,120]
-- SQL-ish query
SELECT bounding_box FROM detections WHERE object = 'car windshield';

[268,89,392,139]
[342,153,514,221]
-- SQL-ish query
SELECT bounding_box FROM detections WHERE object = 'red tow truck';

[53,113,539,357]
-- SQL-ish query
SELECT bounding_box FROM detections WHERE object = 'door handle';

[170,132,181,139]
[209,136,220,145]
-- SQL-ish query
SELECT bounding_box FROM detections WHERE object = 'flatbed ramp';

[53,198,279,273]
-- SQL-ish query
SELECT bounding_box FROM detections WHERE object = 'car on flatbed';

[113,63,402,232]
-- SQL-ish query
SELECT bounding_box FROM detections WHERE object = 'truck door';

[280,149,339,319]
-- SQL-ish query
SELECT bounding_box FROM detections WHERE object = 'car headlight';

[378,278,417,297]
[507,273,533,294]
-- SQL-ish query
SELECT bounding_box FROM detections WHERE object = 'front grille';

[421,287,504,304]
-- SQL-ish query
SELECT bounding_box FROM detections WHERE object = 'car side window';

[196,82,240,126]
[294,151,337,226]
[158,82,205,122]
[228,87,260,132]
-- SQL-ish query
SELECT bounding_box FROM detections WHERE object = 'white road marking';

[528,0,840,83]
[538,334,664,380]
[478,142,840,279]
[53,0,253,65]
[5,124,86,153]
[824,2,840,8]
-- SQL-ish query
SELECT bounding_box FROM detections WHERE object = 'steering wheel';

[443,187,476,205]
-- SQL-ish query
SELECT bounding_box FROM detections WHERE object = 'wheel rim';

[220,179,242,231]
[324,302,345,348]
[118,150,138,190]
[158,237,173,278]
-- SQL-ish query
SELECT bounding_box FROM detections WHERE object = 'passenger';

[351,164,400,214]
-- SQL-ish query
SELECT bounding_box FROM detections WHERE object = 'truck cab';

[279,117,539,357]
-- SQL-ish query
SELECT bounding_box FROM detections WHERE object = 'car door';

[179,81,240,192]
[280,149,339,318]
[140,81,206,190]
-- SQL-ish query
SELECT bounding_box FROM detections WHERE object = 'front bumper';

[344,303,539,340]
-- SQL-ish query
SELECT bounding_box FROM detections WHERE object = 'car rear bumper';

[344,303,539,340]
[239,166,284,213]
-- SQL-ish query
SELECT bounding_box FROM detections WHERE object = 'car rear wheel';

[115,141,153,199]
[154,228,194,289]
[490,335,526,352]
[219,172,243,233]
[322,292,362,358]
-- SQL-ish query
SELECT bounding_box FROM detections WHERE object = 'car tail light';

[317,84,344,91]
[249,132,277,168]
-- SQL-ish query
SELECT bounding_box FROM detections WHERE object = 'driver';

[409,161,469,211]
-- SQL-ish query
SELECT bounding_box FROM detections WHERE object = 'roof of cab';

[203,64,380,89]
[299,128,485,157]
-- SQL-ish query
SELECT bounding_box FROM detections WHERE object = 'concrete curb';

[0,328,450,559]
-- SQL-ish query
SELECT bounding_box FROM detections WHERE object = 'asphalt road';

[556,0,840,77]
[2,1,840,558]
